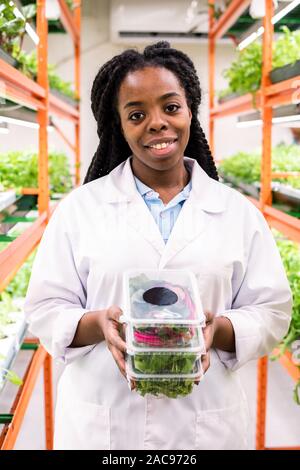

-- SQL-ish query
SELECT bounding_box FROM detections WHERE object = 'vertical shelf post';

[260,0,274,210]
[256,356,268,450]
[43,353,54,450]
[37,0,49,217]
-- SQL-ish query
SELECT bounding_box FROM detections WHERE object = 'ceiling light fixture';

[238,0,300,51]
[0,116,53,131]
[236,114,300,128]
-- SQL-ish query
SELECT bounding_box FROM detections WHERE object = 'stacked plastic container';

[122,270,206,399]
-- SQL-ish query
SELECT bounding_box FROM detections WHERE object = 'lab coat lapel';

[104,156,226,262]
[159,158,227,268]
[126,194,166,256]
[104,157,165,256]
[158,193,208,268]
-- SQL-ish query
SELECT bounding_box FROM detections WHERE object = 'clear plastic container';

[123,269,205,325]
[126,321,206,353]
[126,355,203,399]
[128,350,202,375]
[122,269,205,350]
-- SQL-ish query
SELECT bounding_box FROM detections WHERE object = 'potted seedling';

[0,1,36,66]
[270,27,300,84]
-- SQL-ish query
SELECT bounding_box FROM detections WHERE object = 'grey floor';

[1,350,299,450]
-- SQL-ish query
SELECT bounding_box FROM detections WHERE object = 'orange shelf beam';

[49,93,79,122]
[0,204,58,292]
[245,197,300,245]
[0,346,48,450]
[57,0,80,45]
[266,75,300,97]
[0,58,45,99]
[263,204,300,244]
[52,120,76,152]
[210,92,261,119]
[0,62,79,124]
[1,82,46,111]
[210,0,251,40]
[274,349,300,383]
[210,77,300,120]
[0,212,48,292]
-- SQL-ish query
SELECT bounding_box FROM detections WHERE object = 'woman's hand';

[201,311,216,374]
[98,305,127,378]
[200,312,236,376]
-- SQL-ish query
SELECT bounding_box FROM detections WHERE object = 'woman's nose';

[148,111,168,132]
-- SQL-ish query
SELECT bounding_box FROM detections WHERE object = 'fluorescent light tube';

[238,26,264,50]
[12,4,40,45]
[272,0,300,24]
[0,116,53,131]
[25,23,40,45]
[236,114,300,128]
[273,114,300,123]
[238,0,300,51]
[236,119,262,128]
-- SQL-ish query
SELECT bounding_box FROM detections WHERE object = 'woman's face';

[117,66,192,172]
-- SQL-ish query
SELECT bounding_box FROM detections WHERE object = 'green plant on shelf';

[218,144,300,189]
[272,230,300,405]
[12,46,77,100]
[273,26,300,69]
[223,42,262,97]
[0,150,73,195]
[219,27,300,99]
[0,292,20,340]
[5,251,36,300]
[0,1,36,56]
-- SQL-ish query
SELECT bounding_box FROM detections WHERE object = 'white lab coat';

[24,156,292,450]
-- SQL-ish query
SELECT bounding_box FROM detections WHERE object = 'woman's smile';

[117,66,192,188]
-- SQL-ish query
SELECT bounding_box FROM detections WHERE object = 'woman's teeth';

[149,141,174,149]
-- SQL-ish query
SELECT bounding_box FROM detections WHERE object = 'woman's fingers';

[110,345,126,377]
[108,329,127,353]
[203,311,216,351]
[201,351,210,374]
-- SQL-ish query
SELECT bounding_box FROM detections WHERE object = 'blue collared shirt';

[133,174,192,244]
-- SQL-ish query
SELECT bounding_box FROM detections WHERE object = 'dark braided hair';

[84,41,219,183]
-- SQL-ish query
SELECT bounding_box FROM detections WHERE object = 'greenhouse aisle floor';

[2,351,300,450]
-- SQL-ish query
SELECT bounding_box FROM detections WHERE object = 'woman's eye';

[166,104,180,113]
[129,112,144,121]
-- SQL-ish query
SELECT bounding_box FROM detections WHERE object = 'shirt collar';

[133,166,192,201]
[100,156,227,213]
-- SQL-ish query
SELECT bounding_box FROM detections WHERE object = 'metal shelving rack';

[0,0,81,450]
[208,0,300,451]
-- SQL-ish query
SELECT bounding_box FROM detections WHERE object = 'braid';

[84,41,218,183]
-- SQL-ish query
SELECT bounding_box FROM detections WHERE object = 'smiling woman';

[24,41,292,450]
[117,66,192,199]
[84,42,218,186]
